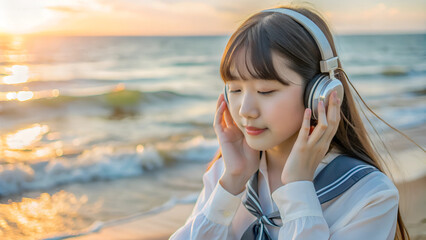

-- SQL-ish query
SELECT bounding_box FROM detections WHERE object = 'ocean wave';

[0,145,163,197]
[0,136,219,197]
[0,89,206,115]
[343,64,426,78]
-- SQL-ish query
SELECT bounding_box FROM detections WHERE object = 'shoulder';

[362,170,399,194]
[321,154,400,208]
[326,169,400,234]
[331,154,399,195]
[346,156,399,198]
[344,169,399,205]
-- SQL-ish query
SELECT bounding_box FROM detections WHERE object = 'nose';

[239,93,259,119]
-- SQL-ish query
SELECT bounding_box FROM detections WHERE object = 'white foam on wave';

[158,135,219,163]
[0,136,220,197]
[0,145,164,197]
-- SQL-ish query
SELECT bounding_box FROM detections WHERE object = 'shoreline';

[62,203,195,240]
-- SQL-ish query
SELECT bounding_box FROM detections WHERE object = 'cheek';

[228,103,243,128]
[265,93,305,133]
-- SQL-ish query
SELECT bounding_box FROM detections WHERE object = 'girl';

[170,5,410,240]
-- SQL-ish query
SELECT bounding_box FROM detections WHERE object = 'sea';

[0,33,425,239]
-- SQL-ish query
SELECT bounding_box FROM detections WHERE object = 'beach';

[74,203,195,240]
[1,34,425,240]
[71,126,426,240]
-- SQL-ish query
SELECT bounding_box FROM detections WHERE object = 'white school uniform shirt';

[170,148,399,240]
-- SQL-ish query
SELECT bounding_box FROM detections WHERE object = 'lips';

[245,126,267,136]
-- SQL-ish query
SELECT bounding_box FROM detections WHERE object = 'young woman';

[170,5,410,240]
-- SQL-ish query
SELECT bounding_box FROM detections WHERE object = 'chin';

[245,137,277,151]
[245,131,298,152]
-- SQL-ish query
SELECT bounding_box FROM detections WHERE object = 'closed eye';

[258,90,275,95]
[229,90,275,95]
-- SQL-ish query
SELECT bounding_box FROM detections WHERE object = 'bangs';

[220,23,291,86]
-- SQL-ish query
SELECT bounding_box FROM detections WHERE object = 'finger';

[223,104,234,128]
[220,106,227,129]
[216,93,224,109]
[323,91,341,139]
[327,91,341,126]
[296,108,312,143]
[318,100,328,127]
[214,101,226,134]
[307,100,328,145]
[214,94,227,129]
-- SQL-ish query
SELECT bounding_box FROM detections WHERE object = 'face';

[226,50,306,152]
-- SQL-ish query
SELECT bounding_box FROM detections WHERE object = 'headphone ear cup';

[304,74,323,110]
[304,73,344,120]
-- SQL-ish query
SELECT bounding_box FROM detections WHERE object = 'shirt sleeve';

[169,157,245,240]
[271,177,399,240]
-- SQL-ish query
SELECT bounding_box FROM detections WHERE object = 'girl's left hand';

[281,90,342,185]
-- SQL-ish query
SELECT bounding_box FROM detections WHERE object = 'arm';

[271,178,399,240]
[170,158,245,240]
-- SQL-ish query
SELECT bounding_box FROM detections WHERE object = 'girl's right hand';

[213,93,260,195]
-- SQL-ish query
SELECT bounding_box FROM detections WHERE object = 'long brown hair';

[208,4,413,240]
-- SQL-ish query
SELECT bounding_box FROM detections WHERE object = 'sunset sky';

[0,0,425,36]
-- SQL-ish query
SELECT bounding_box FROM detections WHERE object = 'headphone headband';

[262,8,338,75]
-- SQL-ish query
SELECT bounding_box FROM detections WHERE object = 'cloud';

[4,0,423,36]
[46,6,82,13]
[325,2,425,34]
[45,0,112,14]
[362,3,400,19]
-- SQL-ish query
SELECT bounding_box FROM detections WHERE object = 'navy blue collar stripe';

[245,204,256,214]
[316,165,375,195]
[247,188,263,213]
[262,216,279,227]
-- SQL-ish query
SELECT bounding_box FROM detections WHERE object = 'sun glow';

[5,124,50,150]
[0,124,64,163]
[4,90,34,101]
[0,191,97,240]
[0,1,57,34]
[2,65,30,84]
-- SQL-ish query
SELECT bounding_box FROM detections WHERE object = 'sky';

[0,0,425,36]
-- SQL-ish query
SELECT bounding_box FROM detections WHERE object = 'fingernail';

[306,108,311,117]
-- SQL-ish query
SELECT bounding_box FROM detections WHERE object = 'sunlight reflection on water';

[0,191,102,240]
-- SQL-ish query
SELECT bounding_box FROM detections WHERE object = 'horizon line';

[1,31,425,38]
